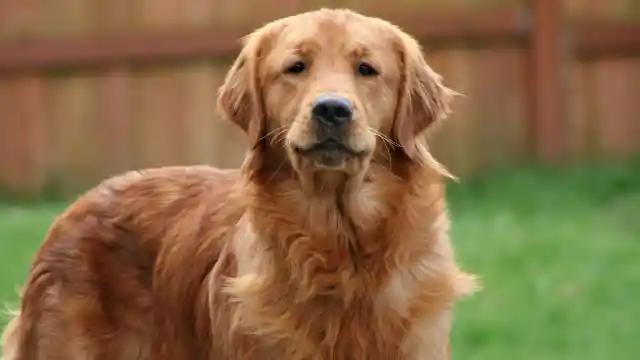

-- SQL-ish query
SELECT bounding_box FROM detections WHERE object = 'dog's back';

[1,166,241,360]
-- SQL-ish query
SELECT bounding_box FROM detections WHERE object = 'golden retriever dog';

[1,8,477,360]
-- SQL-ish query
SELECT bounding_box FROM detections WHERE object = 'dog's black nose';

[311,95,353,127]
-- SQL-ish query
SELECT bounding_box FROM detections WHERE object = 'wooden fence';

[0,0,639,195]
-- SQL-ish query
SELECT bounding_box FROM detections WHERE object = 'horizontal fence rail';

[1,6,639,74]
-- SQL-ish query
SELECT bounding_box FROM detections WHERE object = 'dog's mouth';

[294,139,359,156]
[294,140,363,168]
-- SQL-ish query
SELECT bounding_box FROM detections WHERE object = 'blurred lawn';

[1,161,639,359]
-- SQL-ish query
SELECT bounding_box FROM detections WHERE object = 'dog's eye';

[357,62,378,77]
[285,61,307,74]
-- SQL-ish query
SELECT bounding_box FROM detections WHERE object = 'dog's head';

[218,9,455,183]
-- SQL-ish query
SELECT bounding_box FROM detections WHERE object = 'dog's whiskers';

[261,126,290,145]
[368,128,395,168]
[369,128,398,148]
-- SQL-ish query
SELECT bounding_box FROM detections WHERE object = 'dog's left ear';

[217,29,269,146]
[217,25,281,177]
[393,29,457,173]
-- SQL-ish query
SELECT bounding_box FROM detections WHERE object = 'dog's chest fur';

[215,174,462,360]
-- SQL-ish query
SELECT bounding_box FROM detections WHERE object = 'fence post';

[529,0,566,162]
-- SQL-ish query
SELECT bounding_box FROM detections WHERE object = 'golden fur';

[2,9,477,360]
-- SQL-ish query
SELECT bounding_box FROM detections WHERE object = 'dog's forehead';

[276,11,396,54]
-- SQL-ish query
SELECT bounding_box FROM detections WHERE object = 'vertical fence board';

[0,81,6,183]
[48,74,100,191]
[566,61,591,158]
[0,80,18,192]
[467,48,529,170]
[591,59,638,156]
[182,63,219,166]
[97,68,135,177]
[132,66,189,169]
[14,76,48,192]
[530,0,566,162]
[632,60,640,154]
[0,77,47,194]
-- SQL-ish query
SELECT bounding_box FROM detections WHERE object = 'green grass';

[448,160,640,360]
[0,202,66,303]
[1,160,639,359]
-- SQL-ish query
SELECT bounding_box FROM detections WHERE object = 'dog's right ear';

[217,31,266,145]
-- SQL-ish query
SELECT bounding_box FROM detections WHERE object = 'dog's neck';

[233,148,446,294]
